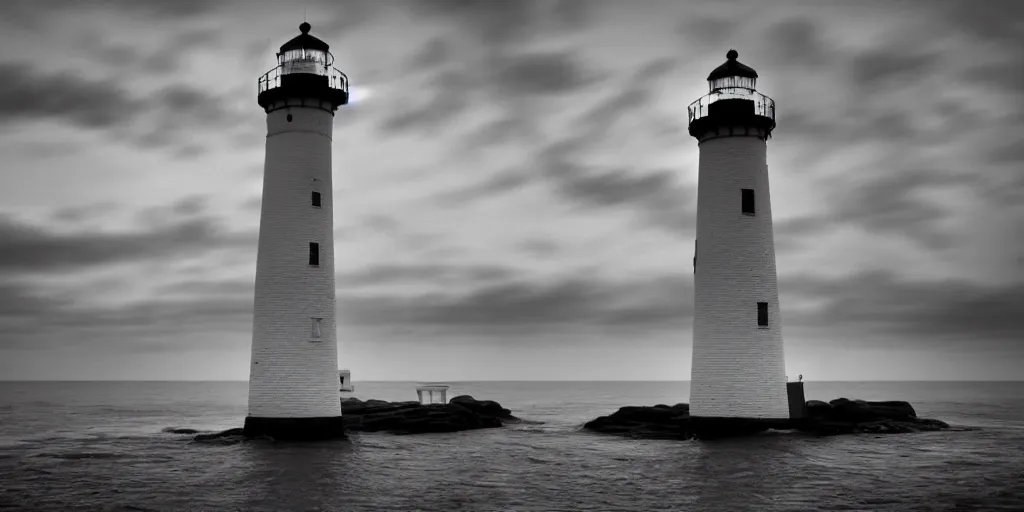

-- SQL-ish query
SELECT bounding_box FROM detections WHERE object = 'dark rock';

[339,396,530,435]
[583,398,953,440]
[162,427,201,434]
[816,398,917,422]
[583,403,695,440]
[805,400,832,414]
[449,395,513,418]
[193,428,251,444]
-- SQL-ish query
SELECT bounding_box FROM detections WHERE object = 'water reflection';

[236,440,357,511]
[692,435,804,510]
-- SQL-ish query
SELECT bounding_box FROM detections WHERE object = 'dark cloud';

[832,170,975,250]
[928,0,1024,45]
[774,216,838,251]
[337,273,692,328]
[461,115,540,148]
[380,49,596,135]
[575,57,677,136]
[548,0,590,31]
[763,17,829,66]
[0,62,141,129]
[963,60,1024,97]
[158,279,254,298]
[310,0,388,40]
[92,0,216,18]
[49,202,120,223]
[0,62,246,156]
[492,51,599,97]
[337,263,519,287]
[408,0,541,47]
[433,169,533,206]
[0,0,217,28]
[0,214,254,274]
[848,49,940,90]
[134,195,209,226]
[0,283,74,317]
[348,215,446,252]
[676,15,742,51]
[407,37,453,70]
[77,27,222,75]
[378,69,473,134]
[518,239,561,257]
[783,271,1024,341]
[537,139,696,235]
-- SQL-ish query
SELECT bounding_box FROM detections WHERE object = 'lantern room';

[687,49,776,141]
[257,22,349,113]
[278,22,332,76]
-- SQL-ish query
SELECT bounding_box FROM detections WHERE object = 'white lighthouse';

[244,22,349,440]
[688,50,789,423]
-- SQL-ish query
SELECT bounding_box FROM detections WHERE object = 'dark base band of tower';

[243,416,346,441]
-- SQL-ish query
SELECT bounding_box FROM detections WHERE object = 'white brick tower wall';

[247,103,341,419]
[689,134,788,419]
[687,50,789,420]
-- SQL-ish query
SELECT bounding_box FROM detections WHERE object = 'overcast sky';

[0,0,1020,381]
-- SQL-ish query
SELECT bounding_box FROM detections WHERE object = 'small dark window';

[757,302,769,326]
[311,191,322,207]
[693,239,697,274]
[742,189,755,215]
[286,114,293,122]
[309,243,320,266]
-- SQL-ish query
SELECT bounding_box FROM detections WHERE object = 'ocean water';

[0,381,1022,511]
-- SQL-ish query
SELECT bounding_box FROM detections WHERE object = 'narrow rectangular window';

[309,242,320,266]
[311,191,322,208]
[311,317,322,339]
[742,189,755,215]
[693,239,698,274]
[757,302,769,327]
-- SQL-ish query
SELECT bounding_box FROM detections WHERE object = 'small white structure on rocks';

[415,384,450,405]
[339,369,354,392]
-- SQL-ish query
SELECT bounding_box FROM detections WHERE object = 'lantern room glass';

[709,75,757,93]
[279,48,333,77]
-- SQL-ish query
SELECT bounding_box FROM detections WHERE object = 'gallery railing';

[687,88,775,125]
[257,64,349,96]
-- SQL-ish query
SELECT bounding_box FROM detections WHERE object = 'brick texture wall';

[689,133,789,419]
[247,102,341,419]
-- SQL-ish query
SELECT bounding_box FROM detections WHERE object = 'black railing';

[257,65,349,96]
[688,89,775,124]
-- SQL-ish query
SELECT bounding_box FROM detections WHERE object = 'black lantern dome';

[257,23,349,114]
[706,49,758,92]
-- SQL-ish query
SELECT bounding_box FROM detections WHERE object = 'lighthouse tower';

[687,50,789,424]
[244,22,349,440]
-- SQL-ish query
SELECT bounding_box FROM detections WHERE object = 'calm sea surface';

[0,381,1022,511]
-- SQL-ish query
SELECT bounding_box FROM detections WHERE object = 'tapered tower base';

[243,416,346,441]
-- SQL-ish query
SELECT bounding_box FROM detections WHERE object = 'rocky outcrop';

[341,395,534,435]
[582,404,695,440]
[186,395,533,442]
[583,398,956,440]
[801,398,950,435]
